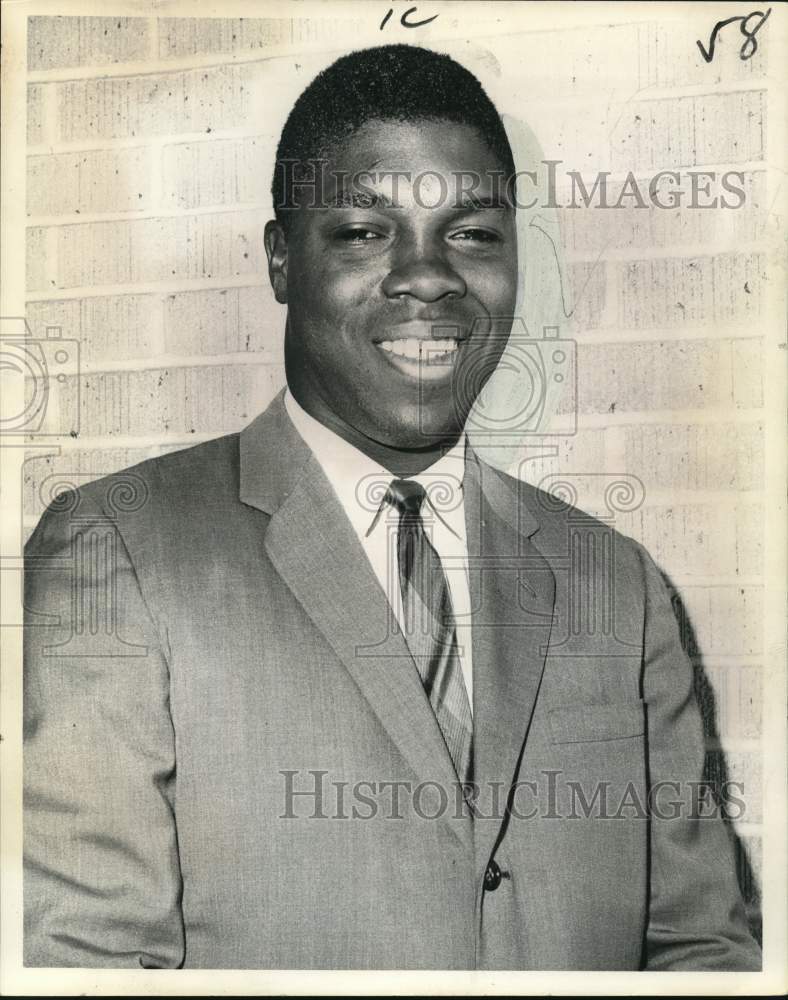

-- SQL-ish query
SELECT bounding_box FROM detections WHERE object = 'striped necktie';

[385,478,473,795]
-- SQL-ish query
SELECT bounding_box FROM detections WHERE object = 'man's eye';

[335,228,383,244]
[451,228,501,243]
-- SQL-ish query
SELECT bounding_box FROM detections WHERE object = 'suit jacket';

[23,389,760,970]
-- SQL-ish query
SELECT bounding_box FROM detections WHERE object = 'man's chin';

[373,408,467,452]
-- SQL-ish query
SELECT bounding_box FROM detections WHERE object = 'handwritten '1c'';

[380,7,439,30]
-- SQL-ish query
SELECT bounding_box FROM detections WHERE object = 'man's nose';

[381,247,467,302]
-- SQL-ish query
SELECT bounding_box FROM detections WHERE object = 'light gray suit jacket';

[23,390,761,970]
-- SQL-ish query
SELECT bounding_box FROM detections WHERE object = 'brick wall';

[23,11,775,937]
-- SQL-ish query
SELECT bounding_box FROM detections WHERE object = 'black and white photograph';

[0,0,785,994]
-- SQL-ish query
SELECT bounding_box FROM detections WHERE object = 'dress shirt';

[284,389,473,709]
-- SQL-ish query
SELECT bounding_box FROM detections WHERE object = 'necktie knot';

[385,478,426,518]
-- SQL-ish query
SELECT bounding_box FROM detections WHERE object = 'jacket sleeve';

[23,489,185,968]
[634,540,761,970]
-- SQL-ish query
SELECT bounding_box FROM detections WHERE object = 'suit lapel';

[464,451,556,879]
[239,393,472,849]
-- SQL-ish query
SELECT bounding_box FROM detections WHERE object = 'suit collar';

[239,389,311,515]
[462,446,540,548]
[239,389,541,537]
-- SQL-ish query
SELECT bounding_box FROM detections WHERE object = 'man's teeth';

[378,338,459,360]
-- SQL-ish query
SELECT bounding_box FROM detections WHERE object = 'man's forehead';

[323,117,508,176]
[308,120,512,209]
[324,186,512,211]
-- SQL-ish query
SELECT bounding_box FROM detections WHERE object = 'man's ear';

[264,219,288,304]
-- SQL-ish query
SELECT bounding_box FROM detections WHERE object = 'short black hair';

[271,43,515,227]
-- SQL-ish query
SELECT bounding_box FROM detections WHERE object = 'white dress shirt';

[284,389,473,709]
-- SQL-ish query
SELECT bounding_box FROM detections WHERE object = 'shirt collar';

[283,388,467,542]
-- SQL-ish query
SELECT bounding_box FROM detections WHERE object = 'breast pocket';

[548,700,646,744]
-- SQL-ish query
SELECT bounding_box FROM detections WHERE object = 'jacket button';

[484,860,502,892]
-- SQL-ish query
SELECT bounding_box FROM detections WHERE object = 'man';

[24,44,760,970]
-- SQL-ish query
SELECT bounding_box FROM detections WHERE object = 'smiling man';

[266,52,518,467]
[23,44,760,971]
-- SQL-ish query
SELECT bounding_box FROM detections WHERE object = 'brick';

[728,171,770,243]
[26,227,50,293]
[156,16,361,59]
[695,663,762,743]
[623,422,763,491]
[521,109,608,176]
[20,357,80,437]
[157,17,289,58]
[27,16,150,71]
[732,500,765,577]
[56,63,267,143]
[617,253,765,329]
[712,255,766,331]
[671,584,762,657]
[616,501,763,579]
[485,24,641,103]
[27,84,44,145]
[577,338,762,414]
[54,210,265,289]
[159,17,283,57]
[73,362,284,437]
[610,91,765,171]
[506,429,607,484]
[25,295,160,363]
[557,171,767,256]
[619,258,711,329]
[731,339,764,409]
[701,90,767,165]
[566,261,606,330]
[27,148,152,217]
[163,286,281,357]
[162,135,269,210]
[23,447,154,517]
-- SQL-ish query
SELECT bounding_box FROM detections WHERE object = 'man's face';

[265,118,518,448]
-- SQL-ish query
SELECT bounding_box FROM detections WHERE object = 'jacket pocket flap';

[548,700,646,744]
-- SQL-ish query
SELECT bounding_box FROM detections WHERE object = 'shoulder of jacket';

[32,431,241,537]
[489,464,650,576]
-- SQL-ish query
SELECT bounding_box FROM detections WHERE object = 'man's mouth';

[374,337,463,381]
[377,338,459,361]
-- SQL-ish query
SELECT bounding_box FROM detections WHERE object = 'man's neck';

[287,390,461,477]
[350,434,459,478]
